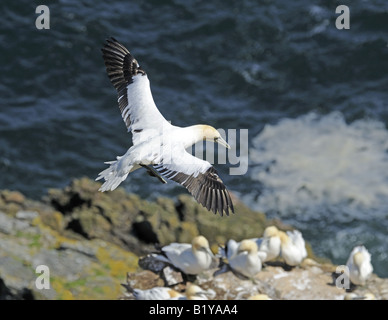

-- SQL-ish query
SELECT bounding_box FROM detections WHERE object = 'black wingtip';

[105,36,118,43]
[153,165,235,218]
[102,37,117,49]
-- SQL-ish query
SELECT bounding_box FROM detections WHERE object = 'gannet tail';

[96,157,138,192]
[148,253,171,264]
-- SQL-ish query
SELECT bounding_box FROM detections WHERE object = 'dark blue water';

[1,0,387,277]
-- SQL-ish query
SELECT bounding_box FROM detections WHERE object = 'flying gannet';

[96,38,234,216]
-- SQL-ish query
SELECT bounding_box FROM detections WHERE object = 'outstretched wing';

[153,149,234,216]
[101,38,170,143]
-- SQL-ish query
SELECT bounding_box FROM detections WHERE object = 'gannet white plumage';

[218,226,280,263]
[96,38,234,216]
[172,284,210,300]
[258,226,281,262]
[224,239,266,278]
[126,286,183,300]
[344,292,376,300]
[346,245,373,286]
[151,235,214,275]
[125,283,211,300]
[278,230,307,266]
[247,294,272,300]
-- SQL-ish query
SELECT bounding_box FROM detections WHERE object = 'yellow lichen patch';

[62,290,75,300]
[109,260,128,278]
[95,244,139,278]
[40,211,65,232]
[77,264,127,300]
[99,283,122,297]
[177,221,198,243]
[95,246,110,262]
[51,234,79,250]
[50,277,67,299]
[51,271,118,300]
[30,214,78,249]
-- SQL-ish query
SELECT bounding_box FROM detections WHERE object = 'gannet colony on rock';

[96,38,234,216]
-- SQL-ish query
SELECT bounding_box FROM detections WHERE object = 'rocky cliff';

[0,178,386,300]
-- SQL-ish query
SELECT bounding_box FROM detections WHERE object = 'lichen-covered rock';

[0,206,139,300]
[43,178,286,255]
[1,190,25,205]
[175,194,285,247]
[1,177,386,300]
[0,190,26,216]
[122,261,388,300]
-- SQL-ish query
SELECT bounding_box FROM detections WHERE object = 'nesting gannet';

[346,246,373,286]
[218,226,280,263]
[171,284,210,300]
[258,226,281,262]
[278,230,307,266]
[151,235,214,275]
[225,239,266,278]
[125,285,183,300]
[185,284,209,300]
[344,292,376,300]
[96,38,234,216]
[247,294,272,300]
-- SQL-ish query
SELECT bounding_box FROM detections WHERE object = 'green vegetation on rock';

[0,177,322,300]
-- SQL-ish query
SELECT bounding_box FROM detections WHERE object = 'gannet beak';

[216,137,231,149]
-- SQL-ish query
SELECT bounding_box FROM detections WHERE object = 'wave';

[248,111,388,220]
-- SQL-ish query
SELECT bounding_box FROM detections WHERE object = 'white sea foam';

[249,112,388,219]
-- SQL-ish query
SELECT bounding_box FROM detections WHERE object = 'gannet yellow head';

[194,125,231,149]
[363,293,376,300]
[353,251,365,267]
[185,284,208,300]
[192,235,214,256]
[278,231,290,245]
[263,226,279,238]
[168,289,183,299]
[247,294,271,300]
[192,235,209,249]
[238,240,258,254]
